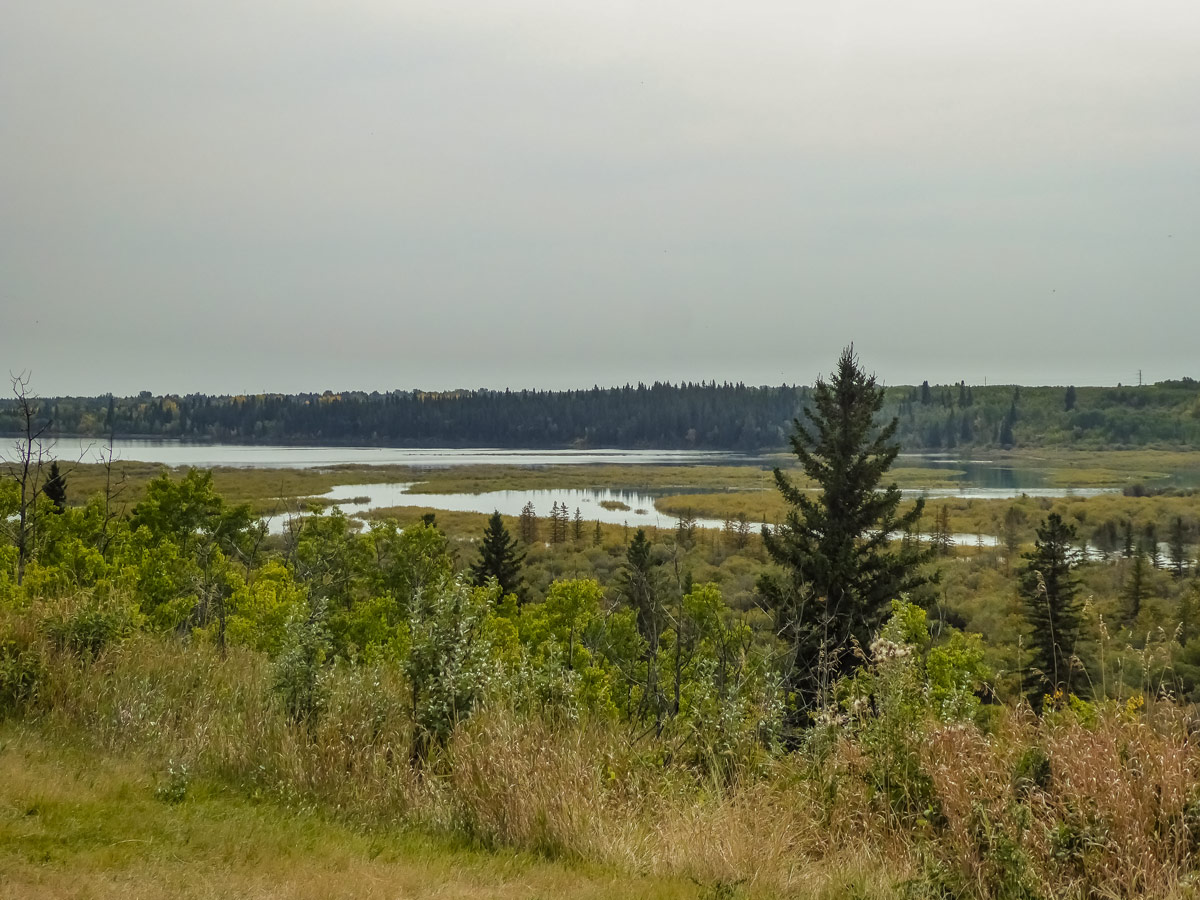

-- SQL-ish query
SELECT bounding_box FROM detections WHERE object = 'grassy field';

[0,724,703,900]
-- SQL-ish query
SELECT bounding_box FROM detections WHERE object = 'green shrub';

[1011,746,1051,798]
[272,599,333,725]
[0,632,46,716]
[39,594,139,657]
[154,759,191,804]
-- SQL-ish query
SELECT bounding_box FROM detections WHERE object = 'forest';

[4,355,1200,899]
[4,377,1200,451]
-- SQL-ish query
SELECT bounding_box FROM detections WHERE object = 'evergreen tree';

[1018,513,1083,704]
[933,504,954,555]
[1168,516,1188,577]
[1124,551,1150,625]
[1001,505,1024,573]
[758,347,933,719]
[1122,520,1135,559]
[1064,385,1077,412]
[573,507,584,542]
[518,502,538,544]
[998,402,1016,448]
[675,509,697,549]
[592,519,603,547]
[469,511,525,602]
[1142,522,1161,568]
[620,528,667,729]
[42,460,67,513]
[1180,588,1196,646]
[558,501,570,543]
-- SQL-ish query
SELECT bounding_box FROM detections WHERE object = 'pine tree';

[758,347,933,718]
[998,402,1016,448]
[573,507,584,542]
[1124,551,1150,625]
[1001,505,1023,574]
[1018,513,1083,704]
[593,519,603,547]
[548,501,561,543]
[518,502,538,544]
[1143,522,1161,568]
[42,460,67,513]
[469,511,525,602]
[558,501,570,543]
[620,528,666,729]
[1168,516,1188,577]
[1064,385,1077,412]
[933,504,954,555]
[675,509,697,549]
[1180,588,1196,646]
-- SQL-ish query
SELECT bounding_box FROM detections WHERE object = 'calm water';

[62,440,756,469]
[897,453,1054,491]
[266,484,725,534]
[264,482,1005,547]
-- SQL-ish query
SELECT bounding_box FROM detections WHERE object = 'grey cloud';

[2,1,1198,395]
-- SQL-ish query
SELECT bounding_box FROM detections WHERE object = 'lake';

[61,440,757,469]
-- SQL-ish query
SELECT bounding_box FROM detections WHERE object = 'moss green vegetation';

[61,461,427,517]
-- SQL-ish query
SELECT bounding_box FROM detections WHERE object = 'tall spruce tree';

[518,502,538,543]
[43,460,67,513]
[1168,516,1189,578]
[1018,513,1083,704]
[469,511,525,602]
[758,347,932,719]
[620,528,667,730]
[1124,551,1150,625]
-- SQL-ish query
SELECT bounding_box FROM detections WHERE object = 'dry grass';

[0,723,700,900]
[10,626,906,896]
[8,599,1200,899]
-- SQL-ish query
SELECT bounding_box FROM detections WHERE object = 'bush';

[272,599,333,726]
[39,593,139,657]
[0,629,46,717]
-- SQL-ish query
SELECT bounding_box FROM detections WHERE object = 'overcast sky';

[2,1,1197,396]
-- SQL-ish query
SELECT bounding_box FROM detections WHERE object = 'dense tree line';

[2,378,1199,450]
